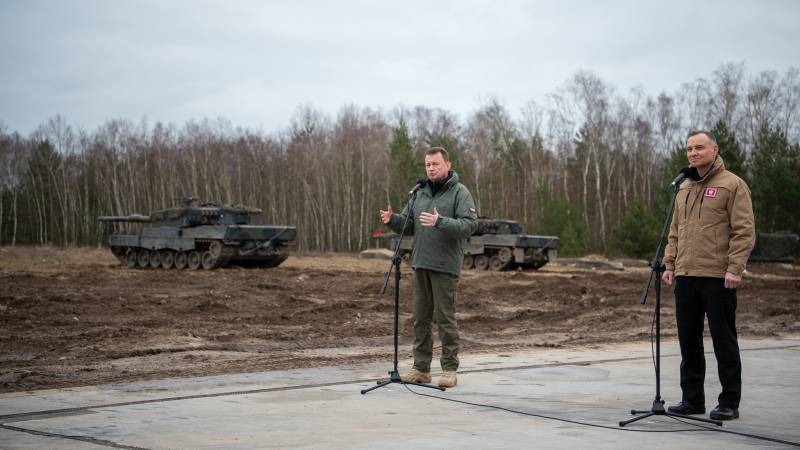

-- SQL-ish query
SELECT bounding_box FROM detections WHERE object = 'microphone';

[408,178,427,195]
[671,167,695,187]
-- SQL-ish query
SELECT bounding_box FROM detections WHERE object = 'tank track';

[462,247,516,272]
[111,240,236,270]
[110,239,294,270]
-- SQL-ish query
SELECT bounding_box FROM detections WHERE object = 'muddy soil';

[1,246,798,392]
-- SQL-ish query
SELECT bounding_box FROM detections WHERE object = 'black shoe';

[667,401,705,415]
[710,405,739,420]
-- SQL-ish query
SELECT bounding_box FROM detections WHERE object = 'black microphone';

[671,167,694,187]
[408,178,427,195]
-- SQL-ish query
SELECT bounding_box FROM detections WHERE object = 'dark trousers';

[412,268,460,372]
[674,276,741,409]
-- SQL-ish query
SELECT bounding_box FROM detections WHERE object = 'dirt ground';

[1,246,798,393]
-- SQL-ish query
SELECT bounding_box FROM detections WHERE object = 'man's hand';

[724,271,742,289]
[379,205,393,224]
[662,270,674,285]
[419,207,439,227]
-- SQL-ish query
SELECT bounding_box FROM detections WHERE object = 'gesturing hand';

[419,208,439,227]
[379,205,393,224]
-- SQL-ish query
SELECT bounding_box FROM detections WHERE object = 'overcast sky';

[1,0,798,135]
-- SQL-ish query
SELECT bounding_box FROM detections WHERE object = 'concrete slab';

[2,337,799,449]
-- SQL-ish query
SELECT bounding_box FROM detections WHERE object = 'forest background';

[1,63,799,257]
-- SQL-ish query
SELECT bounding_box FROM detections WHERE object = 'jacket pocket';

[699,188,728,229]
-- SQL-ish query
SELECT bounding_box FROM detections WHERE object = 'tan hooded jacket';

[663,156,755,278]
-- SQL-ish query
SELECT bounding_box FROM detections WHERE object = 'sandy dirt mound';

[1,246,797,392]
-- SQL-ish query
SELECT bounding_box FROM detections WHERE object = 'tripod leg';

[619,412,654,427]
[361,379,393,395]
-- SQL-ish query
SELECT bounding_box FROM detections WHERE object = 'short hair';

[687,130,718,145]
[425,146,450,162]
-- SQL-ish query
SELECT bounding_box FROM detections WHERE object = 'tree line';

[1,63,798,257]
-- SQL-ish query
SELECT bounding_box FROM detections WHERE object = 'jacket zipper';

[683,189,690,220]
[698,189,705,219]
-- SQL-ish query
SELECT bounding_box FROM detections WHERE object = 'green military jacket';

[388,171,478,277]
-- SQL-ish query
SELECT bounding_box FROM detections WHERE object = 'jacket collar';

[696,156,726,183]
[426,171,459,195]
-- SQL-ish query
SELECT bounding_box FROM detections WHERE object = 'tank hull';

[107,225,296,270]
[389,233,559,272]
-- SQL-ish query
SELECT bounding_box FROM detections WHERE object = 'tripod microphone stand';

[361,187,445,394]
[619,179,721,427]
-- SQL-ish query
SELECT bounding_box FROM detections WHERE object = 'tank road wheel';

[462,255,474,270]
[125,250,138,268]
[137,249,150,268]
[489,255,505,271]
[201,251,215,270]
[474,254,489,270]
[199,240,226,269]
[149,250,162,269]
[498,247,513,264]
[174,252,188,270]
[187,251,202,270]
[160,250,174,269]
[208,240,223,259]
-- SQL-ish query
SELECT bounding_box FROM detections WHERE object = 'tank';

[383,218,559,271]
[749,232,799,263]
[99,198,296,270]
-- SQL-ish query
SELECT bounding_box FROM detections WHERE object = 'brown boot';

[438,371,457,388]
[401,369,431,383]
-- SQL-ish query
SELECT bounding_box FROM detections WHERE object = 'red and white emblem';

[704,187,718,198]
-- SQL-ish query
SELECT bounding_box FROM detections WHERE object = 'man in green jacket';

[380,147,478,388]
[662,130,755,421]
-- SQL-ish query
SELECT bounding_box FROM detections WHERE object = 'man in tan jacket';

[662,130,755,421]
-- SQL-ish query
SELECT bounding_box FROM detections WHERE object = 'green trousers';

[412,268,460,372]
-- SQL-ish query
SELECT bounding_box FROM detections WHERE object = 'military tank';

[384,218,559,271]
[99,198,296,270]
[749,232,799,263]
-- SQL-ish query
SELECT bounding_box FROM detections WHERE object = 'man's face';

[686,134,718,173]
[425,152,451,182]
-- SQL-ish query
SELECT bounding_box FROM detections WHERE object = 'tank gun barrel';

[98,214,152,223]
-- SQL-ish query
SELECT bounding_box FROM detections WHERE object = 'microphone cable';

[642,300,800,447]
[402,384,800,446]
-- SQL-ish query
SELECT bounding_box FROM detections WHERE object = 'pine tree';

[751,125,800,233]
[537,189,586,257]
[711,120,747,183]
[388,119,420,210]
[611,198,660,258]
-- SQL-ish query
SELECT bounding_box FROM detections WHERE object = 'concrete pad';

[1,338,799,449]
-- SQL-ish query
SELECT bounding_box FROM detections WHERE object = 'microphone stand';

[361,187,445,394]
[619,179,722,427]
